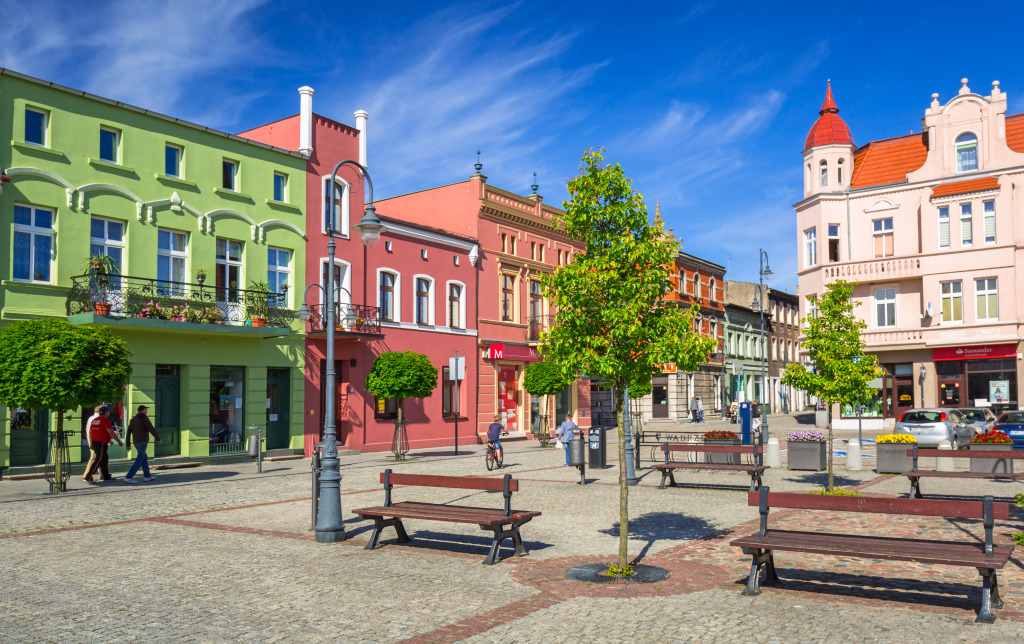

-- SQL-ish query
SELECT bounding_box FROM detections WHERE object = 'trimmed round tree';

[0,319,133,491]
[364,351,438,458]
[523,360,572,437]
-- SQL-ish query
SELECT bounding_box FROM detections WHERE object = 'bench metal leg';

[483,526,509,565]
[658,469,668,489]
[750,472,763,492]
[909,476,922,499]
[977,568,1002,623]
[364,517,409,550]
[510,523,528,557]
[741,548,777,596]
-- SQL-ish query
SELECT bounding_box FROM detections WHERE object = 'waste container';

[568,437,586,467]
[588,427,607,468]
[739,403,753,445]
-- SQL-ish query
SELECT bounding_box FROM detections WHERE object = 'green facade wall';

[0,69,308,471]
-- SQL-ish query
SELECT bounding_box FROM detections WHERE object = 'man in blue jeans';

[124,405,162,483]
[559,413,578,466]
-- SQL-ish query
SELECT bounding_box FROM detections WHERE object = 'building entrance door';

[155,365,180,456]
[10,408,49,466]
[498,366,520,433]
[319,360,347,445]
[652,375,669,419]
[266,368,290,449]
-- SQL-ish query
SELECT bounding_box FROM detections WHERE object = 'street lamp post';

[297,159,386,544]
[751,249,773,445]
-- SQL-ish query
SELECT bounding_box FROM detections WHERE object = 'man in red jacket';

[83,406,122,483]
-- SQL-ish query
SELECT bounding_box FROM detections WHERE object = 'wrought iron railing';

[526,314,557,342]
[66,273,295,328]
[307,303,382,335]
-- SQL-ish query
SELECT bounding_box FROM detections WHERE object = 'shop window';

[374,396,398,419]
[209,366,245,448]
[940,280,962,323]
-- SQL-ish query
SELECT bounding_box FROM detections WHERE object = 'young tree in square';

[523,359,573,437]
[364,351,438,459]
[781,279,878,492]
[0,319,132,492]
[542,149,716,572]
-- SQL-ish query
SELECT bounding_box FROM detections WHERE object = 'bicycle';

[485,431,508,470]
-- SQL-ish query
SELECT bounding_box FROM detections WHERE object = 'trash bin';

[739,403,752,445]
[588,427,607,468]
[567,437,586,467]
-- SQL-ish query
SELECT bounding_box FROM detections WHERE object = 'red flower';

[970,429,1012,444]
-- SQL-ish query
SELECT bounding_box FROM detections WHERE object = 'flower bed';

[703,429,738,465]
[702,430,737,442]
[135,300,221,324]
[786,430,825,442]
[970,430,1013,474]
[970,429,1011,444]
[786,431,826,471]
[875,434,915,474]
[876,434,917,444]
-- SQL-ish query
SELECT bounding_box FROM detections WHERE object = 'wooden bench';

[903,446,1024,498]
[654,441,766,491]
[731,487,1014,623]
[352,470,541,565]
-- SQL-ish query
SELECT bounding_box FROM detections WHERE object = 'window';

[267,247,291,307]
[415,277,432,325]
[819,160,828,187]
[938,206,950,249]
[24,108,47,146]
[442,366,458,417]
[805,163,811,192]
[805,228,817,266]
[941,280,963,323]
[273,173,287,202]
[976,277,997,321]
[12,204,54,283]
[692,273,700,297]
[875,288,895,328]
[165,144,182,177]
[509,236,516,255]
[827,224,840,262]
[448,283,464,329]
[709,277,717,301]
[872,218,893,258]
[501,233,508,253]
[373,396,398,419]
[99,127,120,163]
[323,177,350,235]
[501,274,515,322]
[955,133,978,173]
[537,244,544,262]
[90,216,125,276]
[215,238,243,300]
[983,200,995,243]
[807,295,818,319]
[379,272,396,322]
[960,203,973,245]
[530,241,537,260]
[556,249,562,265]
[837,159,844,185]
[157,229,188,295]
[222,159,238,190]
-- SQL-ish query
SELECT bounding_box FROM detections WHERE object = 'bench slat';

[380,472,518,492]
[907,448,1024,459]
[746,491,1010,520]
[353,504,539,526]
[903,471,1024,480]
[663,444,758,454]
[731,530,1013,568]
[654,463,765,473]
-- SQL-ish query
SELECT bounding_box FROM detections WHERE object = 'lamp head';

[353,203,387,247]
[297,301,311,322]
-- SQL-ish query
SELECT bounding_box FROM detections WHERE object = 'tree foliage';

[542,149,716,569]
[781,279,878,491]
[364,351,438,424]
[523,360,572,397]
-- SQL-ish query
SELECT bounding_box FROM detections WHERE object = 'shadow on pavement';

[792,412,817,425]
[600,511,720,563]
[786,472,863,488]
[367,528,554,559]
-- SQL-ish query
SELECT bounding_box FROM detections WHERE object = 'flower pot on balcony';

[251,317,268,328]
[93,302,112,316]
[969,443,1014,474]
[787,441,827,471]
[704,439,740,465]
[875,443,913,474]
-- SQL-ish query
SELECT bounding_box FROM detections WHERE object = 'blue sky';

[4,0,1024,291]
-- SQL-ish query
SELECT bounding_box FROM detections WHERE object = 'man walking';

[124,405,161,483]
[689,396,699,423]
[558,413,578,466]
[83,406,121,483]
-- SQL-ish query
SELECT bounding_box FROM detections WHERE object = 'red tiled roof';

[804,81,854,150]
[1007,113,1024,152]
[849,132,928,189]
[930,176,999,198]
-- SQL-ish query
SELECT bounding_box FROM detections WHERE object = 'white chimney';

[298,86,314,158]
[354,110,368,168]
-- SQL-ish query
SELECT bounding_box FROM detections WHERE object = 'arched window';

[837,158,844,184]
[805,164,811,192]
[709,277,717,301]
[956,133,978,172]
[819,160,828,187]
[692,273,700,296]
[378,270,398,322]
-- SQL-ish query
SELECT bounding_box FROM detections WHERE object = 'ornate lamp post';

[751,249,773,445]
[296,159,386,544]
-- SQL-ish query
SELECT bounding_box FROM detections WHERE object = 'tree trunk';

[616,392,629,569]
[397,399,404,461]
[55,408,65,494]
[826,403,834,493]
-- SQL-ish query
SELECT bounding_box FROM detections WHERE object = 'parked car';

[956,407,997,434]
[993,411,1024,449]
[894,408,976,449]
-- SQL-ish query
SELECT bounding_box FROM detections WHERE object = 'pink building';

[796,79,1024,430]
[241,90,479,454]
[376,167,590,442]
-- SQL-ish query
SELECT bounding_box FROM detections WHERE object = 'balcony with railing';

[305,303,383,338]
[822,257,921,282]
[526,314,558,342]
[65,273,295,329]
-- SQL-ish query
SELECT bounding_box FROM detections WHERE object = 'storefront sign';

[487,344,539,362]
[990,380,1010,404]
[659,363,677,373]
[488,344,504,359]
[932,343,1016,361]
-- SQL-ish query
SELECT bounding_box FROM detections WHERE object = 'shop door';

[498,366,520,433]
[318,360,347,445]
[894,376,914,419]
[155,366,180,456]
[652,375,669,419]
[266,368,290,449]
[10,408,49,466]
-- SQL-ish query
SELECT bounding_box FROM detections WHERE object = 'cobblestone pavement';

[2,416,1023,643]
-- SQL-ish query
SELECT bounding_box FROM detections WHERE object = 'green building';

[0,68,307,473]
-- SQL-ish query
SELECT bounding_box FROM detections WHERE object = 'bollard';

[765,437,781,468]
[846,439,862,471]
[936,440,955,471]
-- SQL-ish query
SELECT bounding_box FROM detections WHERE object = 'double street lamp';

[296,159,386,544]
[750,249,773,445]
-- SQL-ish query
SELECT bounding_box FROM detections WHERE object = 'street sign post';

[449,351,465,454]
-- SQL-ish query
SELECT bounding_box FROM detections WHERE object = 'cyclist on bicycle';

[487,415,504,463]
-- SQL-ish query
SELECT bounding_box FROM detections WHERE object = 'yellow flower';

[876,433,917,444]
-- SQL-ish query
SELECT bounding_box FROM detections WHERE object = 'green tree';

[542,149,716,571]
[0,319,132,490]
[364,351,438,458]
[780,280,878,492]
[523,360,572,428]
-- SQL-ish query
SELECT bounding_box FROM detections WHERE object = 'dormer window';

[819,160,828,187]
[955,133,978,173]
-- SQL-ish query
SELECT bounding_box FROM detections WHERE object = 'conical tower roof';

[804,80,854,150]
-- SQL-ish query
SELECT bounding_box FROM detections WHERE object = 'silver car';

[894,408,976,448]
[956,407,997,435]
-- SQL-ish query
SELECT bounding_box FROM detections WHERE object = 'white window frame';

[90,216,126,273]
[960,203,973,246]
[322,175,351,237]
[875,288,896,328]
[975,277,998,322]
[12,203,54,284]
[165,144,183,178]
[446,280,467,329]
[24,107,48,146]
[804,228,817,267]
[413,274,435,326]
[955,132,978,173]
[268,246,292,308]
[215,238,244,300]
[940,280,963,324]
[376,268,401,323]
[99,127,121,163]
[872,218,893,258]
[819,160,828,188]
[157,228,188,293]
[983,200,995,244]
[806,294,818,320]
[937,205,950,249]
[837,158,844,185]
[827,223,840,262]
[273,172,288,203]
[222,159,238,191]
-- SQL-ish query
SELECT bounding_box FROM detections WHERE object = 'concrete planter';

[704,439,740,465]
[788,441,827,471]
[875,443,913,474]
[969,443,1014,474]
